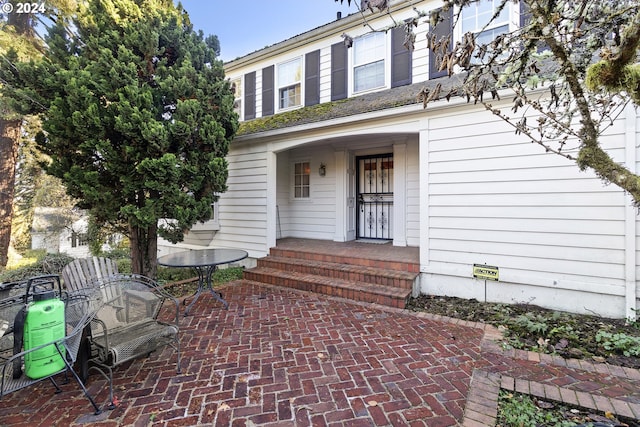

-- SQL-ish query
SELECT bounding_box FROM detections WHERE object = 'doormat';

[356,239,391,244]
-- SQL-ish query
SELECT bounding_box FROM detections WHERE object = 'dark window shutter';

[244,72,256,120]
[331,42,348,101]
[391,25,412,88]
[262,65,274,117]
[520,1,530,27]
[429,8,453,80]
[519,2,547,52]
[305,50,320,106]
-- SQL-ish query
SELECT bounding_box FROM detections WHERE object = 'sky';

[176,0,359,62]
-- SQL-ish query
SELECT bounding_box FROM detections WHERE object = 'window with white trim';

[461,0,510,47]
[71,231,88,248]
[231,78,242,118]
[293,161,310,199]
[209,199,219,222]
[353,32,386,93]
[278,58,302,110]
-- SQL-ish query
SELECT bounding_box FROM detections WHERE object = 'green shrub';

[0,252,75,282]
[497,390,575,427]
[157,266,196,283]
[115,258,132,274]
[101,248,130,260]
[595,331,640,357]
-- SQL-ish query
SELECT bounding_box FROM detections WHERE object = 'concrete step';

[244,267,411,309]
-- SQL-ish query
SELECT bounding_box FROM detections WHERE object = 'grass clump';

[497,390,639,427]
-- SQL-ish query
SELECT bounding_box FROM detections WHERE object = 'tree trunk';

[7,0,35,38]
[0,119,21,269]
[129,222,158,279]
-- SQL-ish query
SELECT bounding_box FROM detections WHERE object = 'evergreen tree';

[1,0,77,268]
[1,0,238,277]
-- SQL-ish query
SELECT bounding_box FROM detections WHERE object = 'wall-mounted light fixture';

[319,163,326,177]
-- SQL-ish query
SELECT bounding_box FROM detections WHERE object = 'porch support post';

[393,143,407,246]
[266,148,278,251]
[419,119,430,273]
[334,149,347,242]
[624,105,638,321]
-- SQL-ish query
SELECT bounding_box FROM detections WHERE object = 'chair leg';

[56,344,102,415]
[48,376,62,394]
[88,363,116,410]
[176,334,182,374]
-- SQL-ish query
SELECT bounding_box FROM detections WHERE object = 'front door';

[356,154,393,240]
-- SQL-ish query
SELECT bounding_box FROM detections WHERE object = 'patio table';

[157,249,248,316]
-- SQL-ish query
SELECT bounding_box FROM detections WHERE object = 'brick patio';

[0,279,638,426]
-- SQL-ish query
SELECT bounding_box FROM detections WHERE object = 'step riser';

[269,248,420,273]
[244,270,409,309]
[257,258,415,290]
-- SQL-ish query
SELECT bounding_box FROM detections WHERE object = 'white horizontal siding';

[411,10,430,83]
[255,70,263,119]
[213,143,269,253]
[406,139,420,246]
[432,216,622,235]
[426,107,628,295]
[634,107,640,300]
[278,146,336,240]
[319,46,331,104]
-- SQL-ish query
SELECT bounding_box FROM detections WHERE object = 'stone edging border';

[412,305,640,425]
[461,368,640,426]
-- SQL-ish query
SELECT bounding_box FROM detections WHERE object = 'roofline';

[223,0,412,72]
[232,94,470,143]
[231,82,542,143]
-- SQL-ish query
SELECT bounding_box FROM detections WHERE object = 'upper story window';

[353,32,386,93]
[293,161,310,199]
[461,0,510,46]
[278,58,302,110]
[231,78,242,118]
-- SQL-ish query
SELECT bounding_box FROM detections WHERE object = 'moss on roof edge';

[237,84,425,136]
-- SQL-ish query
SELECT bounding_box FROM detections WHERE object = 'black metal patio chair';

[0,276,103,415]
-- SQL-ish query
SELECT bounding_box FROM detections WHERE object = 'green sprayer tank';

[23,290,66,379]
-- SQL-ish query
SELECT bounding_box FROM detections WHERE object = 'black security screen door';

[356,154,393,240]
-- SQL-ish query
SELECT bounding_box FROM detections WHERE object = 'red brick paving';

[0,280,638,426]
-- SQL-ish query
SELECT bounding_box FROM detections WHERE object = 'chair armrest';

[1,307,88,394]
[108,274,180,325]
[0,319,8,338]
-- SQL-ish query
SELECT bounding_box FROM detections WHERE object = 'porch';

[244,238,420,309]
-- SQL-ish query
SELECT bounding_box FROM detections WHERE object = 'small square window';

[293,161,310,199]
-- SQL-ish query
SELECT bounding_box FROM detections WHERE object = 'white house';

[158,0,639,320]
[31,208,124,258]
[31,207,91,258]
